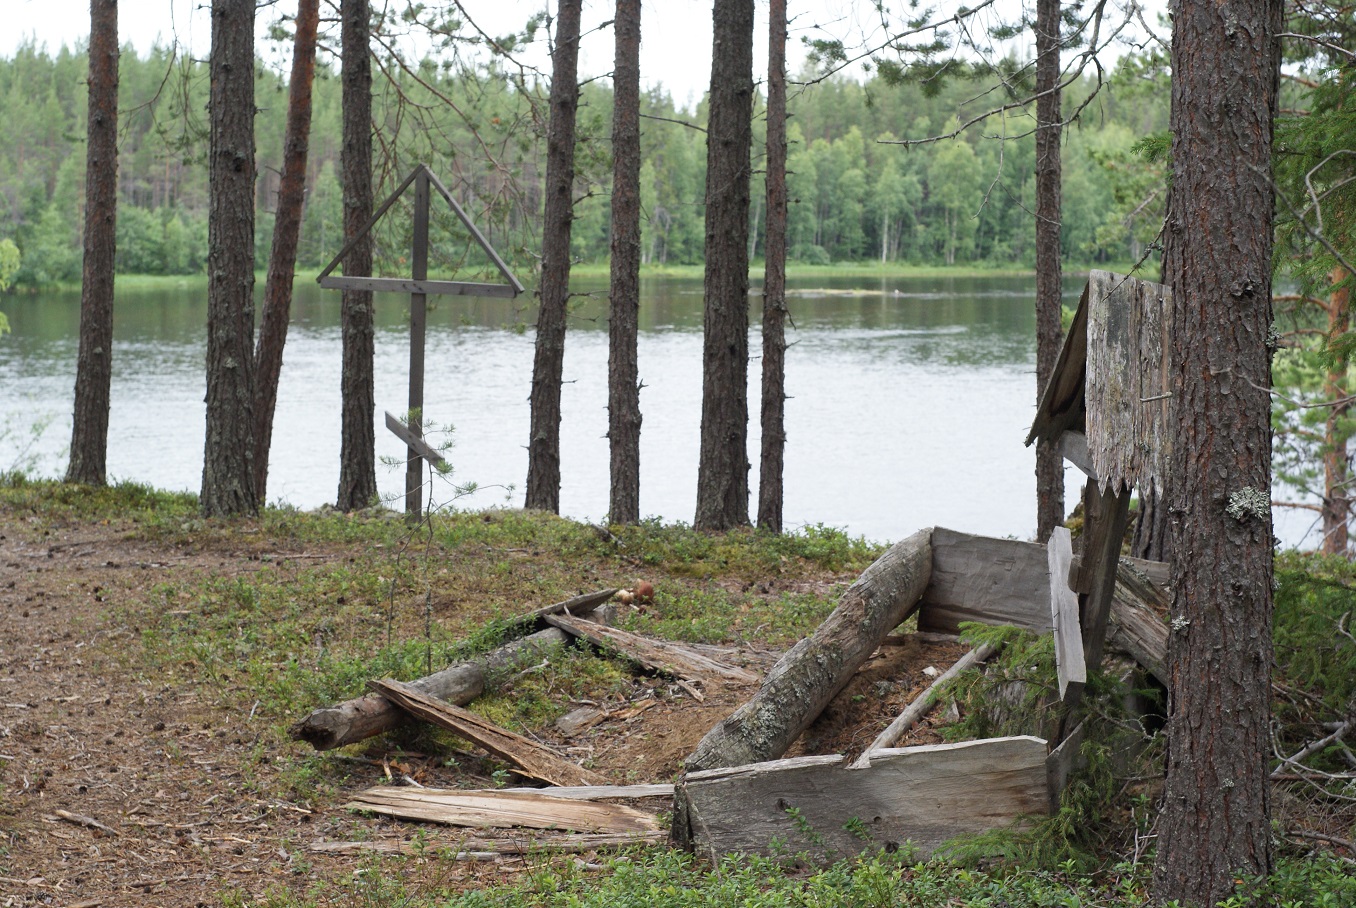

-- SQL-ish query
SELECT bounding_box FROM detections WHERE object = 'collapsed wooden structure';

[299,271,1174,863]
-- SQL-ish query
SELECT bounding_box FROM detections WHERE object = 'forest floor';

[0,484,979,907]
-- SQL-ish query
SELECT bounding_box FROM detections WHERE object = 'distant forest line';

[0,41,1169,289]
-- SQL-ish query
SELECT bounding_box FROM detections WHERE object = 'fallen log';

[290,590,616,750]
[1106,562,1169,686]
[684,528,932,773]
[543,613,759,684]
[370,679,603,787]
[344,785,659,835]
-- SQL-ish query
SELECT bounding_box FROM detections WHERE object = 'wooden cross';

[317,163,524,517]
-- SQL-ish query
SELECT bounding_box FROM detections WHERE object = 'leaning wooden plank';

[370,679,602,787]
[345,786,659,834]
[290,591,614,750]
[544,614,758,684]
[684,528,933,773]
[849,642,1000,768]
[681,737,1048,863]
[1047,527,1086,702]
[918,529,1052,634]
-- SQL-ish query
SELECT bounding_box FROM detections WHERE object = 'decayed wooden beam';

[543,614,758,684]
[370,679,602,787]
[1107,561,1169,685]
[309,830,666,856]
[849,641,1000,768]
[345,786,659,834]
[680,736,1049,863]
[1048,526,1086,701]
[918,529,1052,634]
[290,590,616,750]
[684,528,933,773]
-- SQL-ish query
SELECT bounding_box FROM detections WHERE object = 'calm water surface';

[1,273,1148,544]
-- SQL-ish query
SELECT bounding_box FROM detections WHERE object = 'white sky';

[5,1,1164,111]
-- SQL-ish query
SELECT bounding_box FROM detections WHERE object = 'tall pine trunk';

[336,0,377,512]
[607,0,642,525]
[1151,0,1282,902]
[757,0,789,534]
[525,0,582,513]
[65,0,118,487]
[254,0,319,507]
[694,0,755,531]
[1033,0,1064,541]
[201,0,258,517]
[1321,267,1351,554]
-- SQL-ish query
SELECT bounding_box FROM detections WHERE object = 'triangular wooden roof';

[317,163,525,299]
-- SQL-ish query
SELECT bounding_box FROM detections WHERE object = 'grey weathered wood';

[496,783,674,800]
[684,529,933,772]
[1027,281,1090,447]
[850,642,1000,768]
[1047,526,1086,701]
[405,170,431,516]
[310,830,665,856]
[290,593,614,750]
[318,275,521,297]
[680,737,1049,862]
[371,678,603,787]
[1045,719,1087,813]
[385,411,447,471]
[918,528,1052,634]
[1107,562,1169,685]
[346,786,658,834]
[1077,481,1133,671]
[1122,556,1171,589]
[1085,271,1173,494]
[1057,430,1096,478]
[544,613,758,684]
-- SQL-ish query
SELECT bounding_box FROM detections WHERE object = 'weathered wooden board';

[684,529,932,772]
[385,411,448,470]
[918,528,1052,634]
[544,614,758,684]
[1058,430,1096,479]
[1107,562,1169,685]
[370,679,602,787]
[850,642,1000,768]
[310,830,666,857]
[495,783,674,800]
[345,786,659,834]
[1047,527,1086,701]
[1085,271,1173,494]
[681,737,1049,862]
[1028,281,1090,447]
[1045,719,1088,813]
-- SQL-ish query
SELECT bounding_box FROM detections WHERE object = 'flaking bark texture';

[525,0,582,513]
[254,0,319,506]
[694,0,756,531]
[201,0,258,517]
[336,0,377,512]
[607,0,642,525]
[684,528,932,771]
[1151,0,1282,902]
[66,0,119,487]
[1033,0,1064,541]
[757,0,789,534]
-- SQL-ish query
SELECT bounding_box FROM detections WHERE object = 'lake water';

[0,273,1315,546]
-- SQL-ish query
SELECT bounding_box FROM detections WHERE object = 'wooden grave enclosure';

[317,163,526,517]
[673,525,1169,863]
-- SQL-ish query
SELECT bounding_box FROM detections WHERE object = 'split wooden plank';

[290,590,615,750]
[1107,562,1169,685]
[370,679,602,787]
[345,786,659,835]
[544,614,758,684]
[680,736,1049,863]
[495,782,674,800]
[918,528,1052,634]
[683,528,933,773]
[310,830,666,856]
[1047,526,1086,701]
[849,642,1000,768]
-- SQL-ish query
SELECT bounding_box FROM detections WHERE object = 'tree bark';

[757,0,789,534]
[684,528,932,772]
[607,0,642,525]
[65,0,119,488]
[253,0,320,507]
[1033,0,1064,542]
[694,0,755,531]
[336,0,377,512]
[1151,0,1282,902]
[1321,268,1351,554]
[525,0,583,513]
[201,0,258,518]
[1130,485,1173,562]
